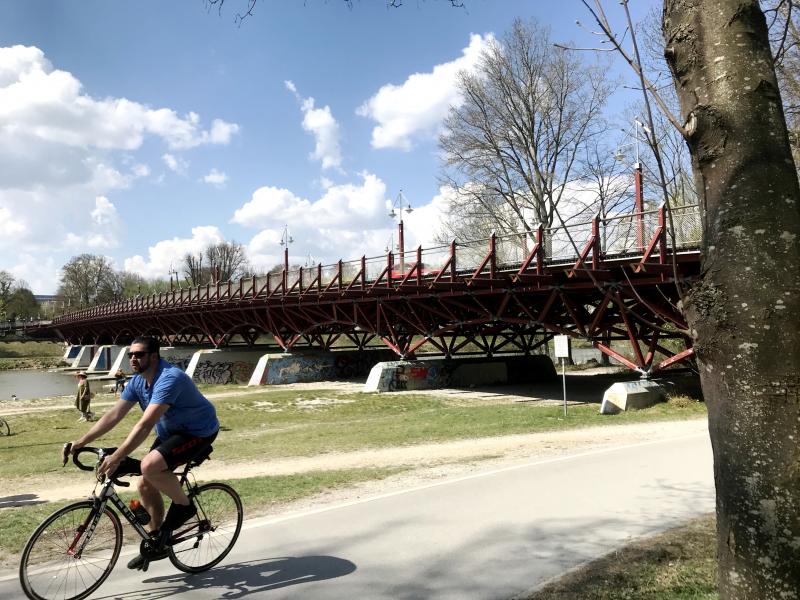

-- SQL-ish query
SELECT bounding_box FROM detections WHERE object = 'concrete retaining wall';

[364,355,557,392]
[158,347,203,372]
[248,350,397,386]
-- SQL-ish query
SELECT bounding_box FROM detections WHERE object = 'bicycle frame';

[69,464,203,558]
[69,480,149,558]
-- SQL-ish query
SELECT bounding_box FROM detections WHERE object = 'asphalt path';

[1,432,714,600]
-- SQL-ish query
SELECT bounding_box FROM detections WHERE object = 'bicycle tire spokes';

[20,501,123,600]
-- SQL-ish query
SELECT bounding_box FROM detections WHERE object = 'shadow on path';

[95,555,357,599]
[0,493,46,507]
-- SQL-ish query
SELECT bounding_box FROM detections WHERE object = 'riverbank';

[0,340,66,371]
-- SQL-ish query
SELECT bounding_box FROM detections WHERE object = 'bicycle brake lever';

[61,442,72,467]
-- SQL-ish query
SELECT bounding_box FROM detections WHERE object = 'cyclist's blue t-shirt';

[121,359,219,439]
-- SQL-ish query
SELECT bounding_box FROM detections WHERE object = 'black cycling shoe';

[127,549,167,571]
[161,501,197,533]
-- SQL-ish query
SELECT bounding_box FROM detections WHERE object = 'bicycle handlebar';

[62,443,135,487]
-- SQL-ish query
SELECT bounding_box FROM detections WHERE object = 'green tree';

[57,254,121,308]
[6,287,39,320]
[0,270,15,319]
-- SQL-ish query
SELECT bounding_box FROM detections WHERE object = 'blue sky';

[0,0,658,293]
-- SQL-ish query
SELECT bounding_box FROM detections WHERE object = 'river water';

[0,370,78,401]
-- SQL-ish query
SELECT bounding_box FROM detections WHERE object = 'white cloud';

[0,44,240,292]
[162,153,189,174]
[286,80,342,170]
[202,168,228,188]
[0,206,27,238]
[123,226,225,279]
[357,33,492,150]
[64,196,122,250]
[230,173,449,272]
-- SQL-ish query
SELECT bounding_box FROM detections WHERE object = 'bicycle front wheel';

[0,417,9,436]
[169,482,243,573]
[19,500,123,600]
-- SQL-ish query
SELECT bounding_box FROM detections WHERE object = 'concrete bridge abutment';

[61,345,98,371]
[86,345,126,375]
[184,348,265,385]
[248,349,397,386]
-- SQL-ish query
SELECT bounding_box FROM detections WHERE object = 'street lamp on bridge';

[280,225,294,272]
[389,190,413,270]
[614,118,650,249]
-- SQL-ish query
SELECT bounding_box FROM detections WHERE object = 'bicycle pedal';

[140,558,150,572]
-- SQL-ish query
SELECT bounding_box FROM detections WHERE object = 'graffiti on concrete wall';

[171,357,192,371]
[193,360,256,385]
[267,355,337,385]
[194,361,233,384]
[383,362,454,391]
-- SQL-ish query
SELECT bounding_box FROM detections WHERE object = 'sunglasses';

[127,351,150,359]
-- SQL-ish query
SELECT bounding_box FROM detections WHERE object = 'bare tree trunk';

[663,1,800,598]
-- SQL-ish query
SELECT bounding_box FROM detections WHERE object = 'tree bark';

[663,1,800,598]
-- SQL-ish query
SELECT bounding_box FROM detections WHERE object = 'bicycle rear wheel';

[19,500,123,600]
[0,417,9,436]
[169,482,243,573]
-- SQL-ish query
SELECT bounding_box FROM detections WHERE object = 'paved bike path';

[1,433,714,599]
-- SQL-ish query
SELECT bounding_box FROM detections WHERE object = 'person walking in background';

[75,372,93,422]
[114,368,127,395]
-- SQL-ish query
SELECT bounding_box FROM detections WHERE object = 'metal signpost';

[553,335,571,417]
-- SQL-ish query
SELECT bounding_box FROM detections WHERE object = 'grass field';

[0,341,64,358]
[0,382,710,578]
[526,514,718,600]
[0,386,708,481]
[0,340,65,370]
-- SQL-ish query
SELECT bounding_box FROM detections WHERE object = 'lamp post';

[389,190,413,271]
[280,224,294,272]
[614,118,650,250]
[168,265,179,291]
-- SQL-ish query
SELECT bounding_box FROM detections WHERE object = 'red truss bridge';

[53,204,702,375]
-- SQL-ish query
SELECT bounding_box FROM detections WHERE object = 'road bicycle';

[19,444,243,600]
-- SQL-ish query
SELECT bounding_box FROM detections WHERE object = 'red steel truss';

[53,205,702,375]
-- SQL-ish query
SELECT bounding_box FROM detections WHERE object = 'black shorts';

[150,430,218,470]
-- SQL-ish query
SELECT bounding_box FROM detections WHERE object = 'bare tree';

[438,18,615,241]
[764,0,800,164]
[183,241,249,286]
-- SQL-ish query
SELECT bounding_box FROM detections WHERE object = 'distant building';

[34,294,59,315]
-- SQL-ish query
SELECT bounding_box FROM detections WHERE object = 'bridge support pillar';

[600,381,666,414]
[62,345,80,363]
[364,355,557,393]
[86,345,126,375]
[185,348,266,385]
[62,345,98,371]
[248,350,397,386]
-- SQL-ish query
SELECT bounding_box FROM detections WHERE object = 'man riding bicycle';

[65,335,219,570]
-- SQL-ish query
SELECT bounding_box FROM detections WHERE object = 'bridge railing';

[53,204,702,323]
